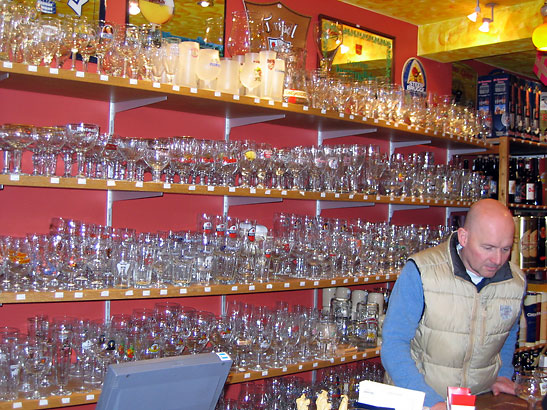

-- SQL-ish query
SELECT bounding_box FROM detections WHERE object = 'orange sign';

[244,1,311,50]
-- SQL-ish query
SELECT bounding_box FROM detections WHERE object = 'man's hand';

[491,376,516,396]
[431,402,447,410]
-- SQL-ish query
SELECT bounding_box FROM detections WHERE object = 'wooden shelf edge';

[0,61,493,150]
[0,274,398,304]
[0,175,475,208]
[0,348,381,410]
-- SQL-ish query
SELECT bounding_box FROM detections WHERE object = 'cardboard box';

[491,72,511,138]
[477,76,493,138]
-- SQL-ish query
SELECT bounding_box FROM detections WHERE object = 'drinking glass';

[2,124,33,175]
[143,139,170,182]
[23,343,52,399]
[240,52,261,97]
[315,19,343,74]
[117,24,141,78]
[65,123,100,178]
[95,21,116,75]
[162,37,180,84]
[196,48,221,88]
[51,327,73,396]
[117,138,146,181]
[515,370,544,410]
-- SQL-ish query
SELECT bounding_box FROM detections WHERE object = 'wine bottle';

[508,157,517,203]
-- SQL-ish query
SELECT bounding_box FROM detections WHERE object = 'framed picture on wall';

[317,15,394,82]
[128,0,226,53]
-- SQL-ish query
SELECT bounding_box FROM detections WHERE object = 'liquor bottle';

[514,158,524,204]
[488,154,498,199]
[525,158,536,205]
[533,158,543,206]
[508,157,517,203]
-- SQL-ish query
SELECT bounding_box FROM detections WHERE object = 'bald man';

[381,199,526,410]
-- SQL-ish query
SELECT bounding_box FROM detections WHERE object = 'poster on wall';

[401,57,426,94]
[37,0,102,20]
[243,2,311,52]
[452,61,478,108]
[129,0,226,51]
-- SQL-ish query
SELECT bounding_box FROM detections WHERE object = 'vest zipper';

[462,292,480,386]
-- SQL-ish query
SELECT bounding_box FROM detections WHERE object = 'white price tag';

[321,192,326,198]
[142,290,150,296]
[250,187,256,194]
[303,106,309,111]
[363,195,368,200]
[233,94,240,100]
[335,193,340,198]
[386,274,390,280]
[204,287,211,292]
[9,174,19,181]
[365,277,369,282]
[343,278,348,283]
[313,362,318,368]
[321,109,326,114]
[86,394,95,400]
[229,187,236,192]
[190,87,198,93]
[331,280,336,285]
[136,181,144,188]
[214,91,221,97]
[300,281,305,287]
[261,370,269,376]
[282,102,288,108]
[129,79,137,85]
[352,355,357,360]
[298,364,303,369]
[376,195,381,201]
[50,177,60,184]
[281,190,287,195]
[180,288,187,294]
[282,366,287,372]
[3,61,13,68]
[107,180,116,186]
[49,68,59,75]
[265,189,271,195]
[349,114,355,120]
[375,275,380,280]
[341,357,346,362]
[231,286,238,291]
[101,291,109,297]
[249,285,255,291]
[77,178,86,184]
[254,98,260,103]
[207,186,214,192]
[74,292,83,299]
[39,399,48,406]
[339,113,345,118]
[76,71,84,77]
[61,398,70,404]
[28,65,38,72]
[12,402,22,408]
[16,294,26,300]
[153,82,161,88]
[125,290,134,296]
[284,283,290,288]
[266,284,273,289]
[314,281,319,286]
[163,183,171,189]
[100,74,109,81]
[55,292,64,299]
[172,85,180,92]
[160,289,168,295]
[189,185,196,191]
[244,373,251,379]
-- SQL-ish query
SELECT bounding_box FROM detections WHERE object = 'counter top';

[476,392,527,409]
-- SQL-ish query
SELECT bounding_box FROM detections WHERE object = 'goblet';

[117,138,146,181]
[161,37,180,84]
[2,124,34,175]
[196,48,221,89]
[65,123,100,178]
[514,370,544,410]
[143,139,170,182]
[23,343,52,399]
[95,21,116,75]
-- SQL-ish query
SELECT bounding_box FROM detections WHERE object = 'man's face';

[458,225,513,278]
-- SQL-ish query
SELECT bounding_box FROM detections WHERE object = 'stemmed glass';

[162,37,180,84]
[196,48,221,89]
[316,315,337,360]
[143,139,170,182]
[50,325,74,396]
[117,24,140,78]
[315,18,343,74]
[514,370,545,410]
[65,123,100,178]
[76,22,97,72]
[2,124,34,175]
[23,343,52,399]
[94,21,116,75]
[117,138,146,181]
[249,309,272,371]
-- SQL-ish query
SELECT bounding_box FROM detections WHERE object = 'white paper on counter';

[358,380,425,410]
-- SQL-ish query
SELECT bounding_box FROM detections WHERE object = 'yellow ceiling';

[339,0,543,78]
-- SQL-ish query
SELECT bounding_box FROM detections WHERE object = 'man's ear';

[457,227,468,247]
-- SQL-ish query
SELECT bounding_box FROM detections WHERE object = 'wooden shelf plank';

[0,175,475,208]
[0,61,496,151]
[0,349,380,410]
[0,274,398,304]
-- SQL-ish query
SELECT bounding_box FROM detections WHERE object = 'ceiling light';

[128,0,140,15]
[197,0,213,6]
[478,3,495,33]
[533,1,547,51]
[467,0,481,22]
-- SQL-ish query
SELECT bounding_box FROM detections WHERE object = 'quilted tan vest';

[408,234,525,398]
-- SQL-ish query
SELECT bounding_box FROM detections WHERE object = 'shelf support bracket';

[109,96,168,134]
[318,127,377,146]
[0,72,8,82]
[447,147,486,161]
[390,140,431,156]
[110,191,164,202]
[388,204,429,222]
[317,200,374,213]
[224,195,282,212]
[225,114,285,141]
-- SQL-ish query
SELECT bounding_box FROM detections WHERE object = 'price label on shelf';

[74,292,83,299]
[142,290,150,296]
[28,65,38,72]
[180,288,187,294]
[129,79,138,85]
[55,292,64,299]
[49,68,59,75]
[39,399,49,406]
[100,74,109,81]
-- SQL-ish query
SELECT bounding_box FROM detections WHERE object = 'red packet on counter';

[446,387,476,410]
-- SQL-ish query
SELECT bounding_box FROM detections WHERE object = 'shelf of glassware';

[0,273,397,304]
[0,174,476,208]
[0,347,381,410]
[0,61,497,151]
